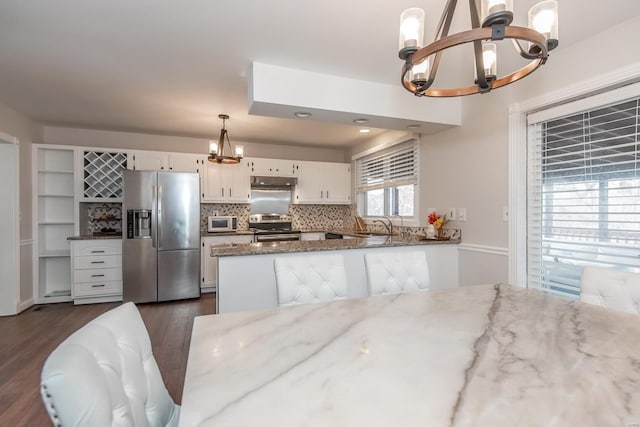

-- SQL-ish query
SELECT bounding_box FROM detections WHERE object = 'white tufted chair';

[580,266,640,315]
[365,250,430,296]
[274,254,348,306]
[40,302,180,427]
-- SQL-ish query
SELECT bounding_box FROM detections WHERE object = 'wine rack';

[83,151,128,199]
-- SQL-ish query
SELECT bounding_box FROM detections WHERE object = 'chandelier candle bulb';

[482,43,497,78]
[399,8,425,51]
[481,0,513,25]
[209,141,218,153]
[529,0,559,51]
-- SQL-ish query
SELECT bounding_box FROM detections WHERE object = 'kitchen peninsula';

[213,235,460,313]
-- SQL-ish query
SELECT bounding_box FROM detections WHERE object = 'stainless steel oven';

[249,214,301,243]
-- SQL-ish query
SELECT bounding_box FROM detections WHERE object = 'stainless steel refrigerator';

[122,170,200,303]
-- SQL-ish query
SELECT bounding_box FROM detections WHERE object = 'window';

[355,139,418,221]
[527,94,640,298]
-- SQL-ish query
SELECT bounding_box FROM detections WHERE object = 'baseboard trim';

[17,298,34,314]
[458,243,508,257]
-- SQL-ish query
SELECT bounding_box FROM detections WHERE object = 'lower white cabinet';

[70,239,123,305]
[201,234,254,292]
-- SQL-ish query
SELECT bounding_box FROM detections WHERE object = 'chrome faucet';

[373,216,393,236]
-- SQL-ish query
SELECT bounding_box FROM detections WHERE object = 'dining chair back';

[40,302,180,427]
[274,254,348,306]
[365,250,430,296]
[580,266,640,315]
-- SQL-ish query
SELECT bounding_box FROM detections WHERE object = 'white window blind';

[527,94,640,297]
[356,139,418,192]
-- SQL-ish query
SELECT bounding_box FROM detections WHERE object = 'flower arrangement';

[427,211,446,230]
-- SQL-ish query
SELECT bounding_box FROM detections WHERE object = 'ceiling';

[0,0,639,148]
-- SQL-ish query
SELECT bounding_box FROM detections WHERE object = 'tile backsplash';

[82,203,122,235]
[200,203,354,231]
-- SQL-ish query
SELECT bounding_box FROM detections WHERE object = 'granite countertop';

[180,284,640,426]
[211,234,459,257]
[67,234,122,240]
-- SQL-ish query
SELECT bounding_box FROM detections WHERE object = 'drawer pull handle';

[91,274,105,278]
[91,284,106,288]
[90,261,105,264]
[91,250,105,253]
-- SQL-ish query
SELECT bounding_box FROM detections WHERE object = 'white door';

[134,151,168,170]
[168,154,201,172]
[0,134,19,315]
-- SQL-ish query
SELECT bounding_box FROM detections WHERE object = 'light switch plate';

[448,208,456,221]
[457,208,467,221]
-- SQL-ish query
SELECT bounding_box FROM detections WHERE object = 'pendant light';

[208,114,244,164]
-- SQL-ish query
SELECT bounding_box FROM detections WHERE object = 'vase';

[425,224,436,238]
[436,227,445,239]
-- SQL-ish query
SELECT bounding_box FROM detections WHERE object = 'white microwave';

[207,216,238,232]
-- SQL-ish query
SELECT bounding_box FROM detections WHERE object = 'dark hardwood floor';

[0,293,215,426]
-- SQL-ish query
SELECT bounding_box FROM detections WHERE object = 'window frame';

[508,63,640,289]
[352,138,420,226]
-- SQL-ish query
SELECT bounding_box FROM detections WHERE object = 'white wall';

[351,16,640,287]
[43,126,348,163]
[0,102,43,310]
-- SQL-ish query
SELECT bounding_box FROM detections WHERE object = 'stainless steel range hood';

[250,176,297,188]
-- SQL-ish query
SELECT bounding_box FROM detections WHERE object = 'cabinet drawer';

[74,268,122,283]
[75,254,122,270]
[74,280,122,297]
[72,240,122,256]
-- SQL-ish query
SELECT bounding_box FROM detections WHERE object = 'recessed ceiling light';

[353,118,369,124]
[407,124,421,130]
[359,129,371,133]
[294,112,312,118]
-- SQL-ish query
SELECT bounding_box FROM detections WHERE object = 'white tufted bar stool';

[40,302,180,427]
[365,250,430,296]
[580,266,640,315]
[274,254,348,306]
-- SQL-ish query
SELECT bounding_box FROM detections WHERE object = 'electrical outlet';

[502,206,509,222]
[457,208,467,221]
[448,208,456,221]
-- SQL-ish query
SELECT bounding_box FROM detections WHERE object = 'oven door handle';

[255,234,300,242]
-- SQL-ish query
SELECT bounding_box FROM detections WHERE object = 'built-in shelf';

[34,146,76,304]
[43,290,72,298]
[39,221,74,225]
[38,169,74,174]
[39,250,71,258]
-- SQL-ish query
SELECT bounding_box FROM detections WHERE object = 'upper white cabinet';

[202,158,250,203]
[247,157,297,177]
[295,161,351,204]
[130,151,203,173]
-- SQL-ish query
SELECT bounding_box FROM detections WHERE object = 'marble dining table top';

[179,284,640,427]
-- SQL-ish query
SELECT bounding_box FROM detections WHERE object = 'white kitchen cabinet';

[202,158,250,203]
[294,161,351,204]
[131,151,203,173]
[131,150,168,171]
[247,157,297,177]
[70,239,123,305]
[201,234,254,292]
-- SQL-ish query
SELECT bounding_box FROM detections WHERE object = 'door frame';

[0,130,20,316]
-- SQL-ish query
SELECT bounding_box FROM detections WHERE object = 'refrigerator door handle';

[157,185,163,250]
[151,185,157,249]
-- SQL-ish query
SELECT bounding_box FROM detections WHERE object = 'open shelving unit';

[33,146,76,303]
